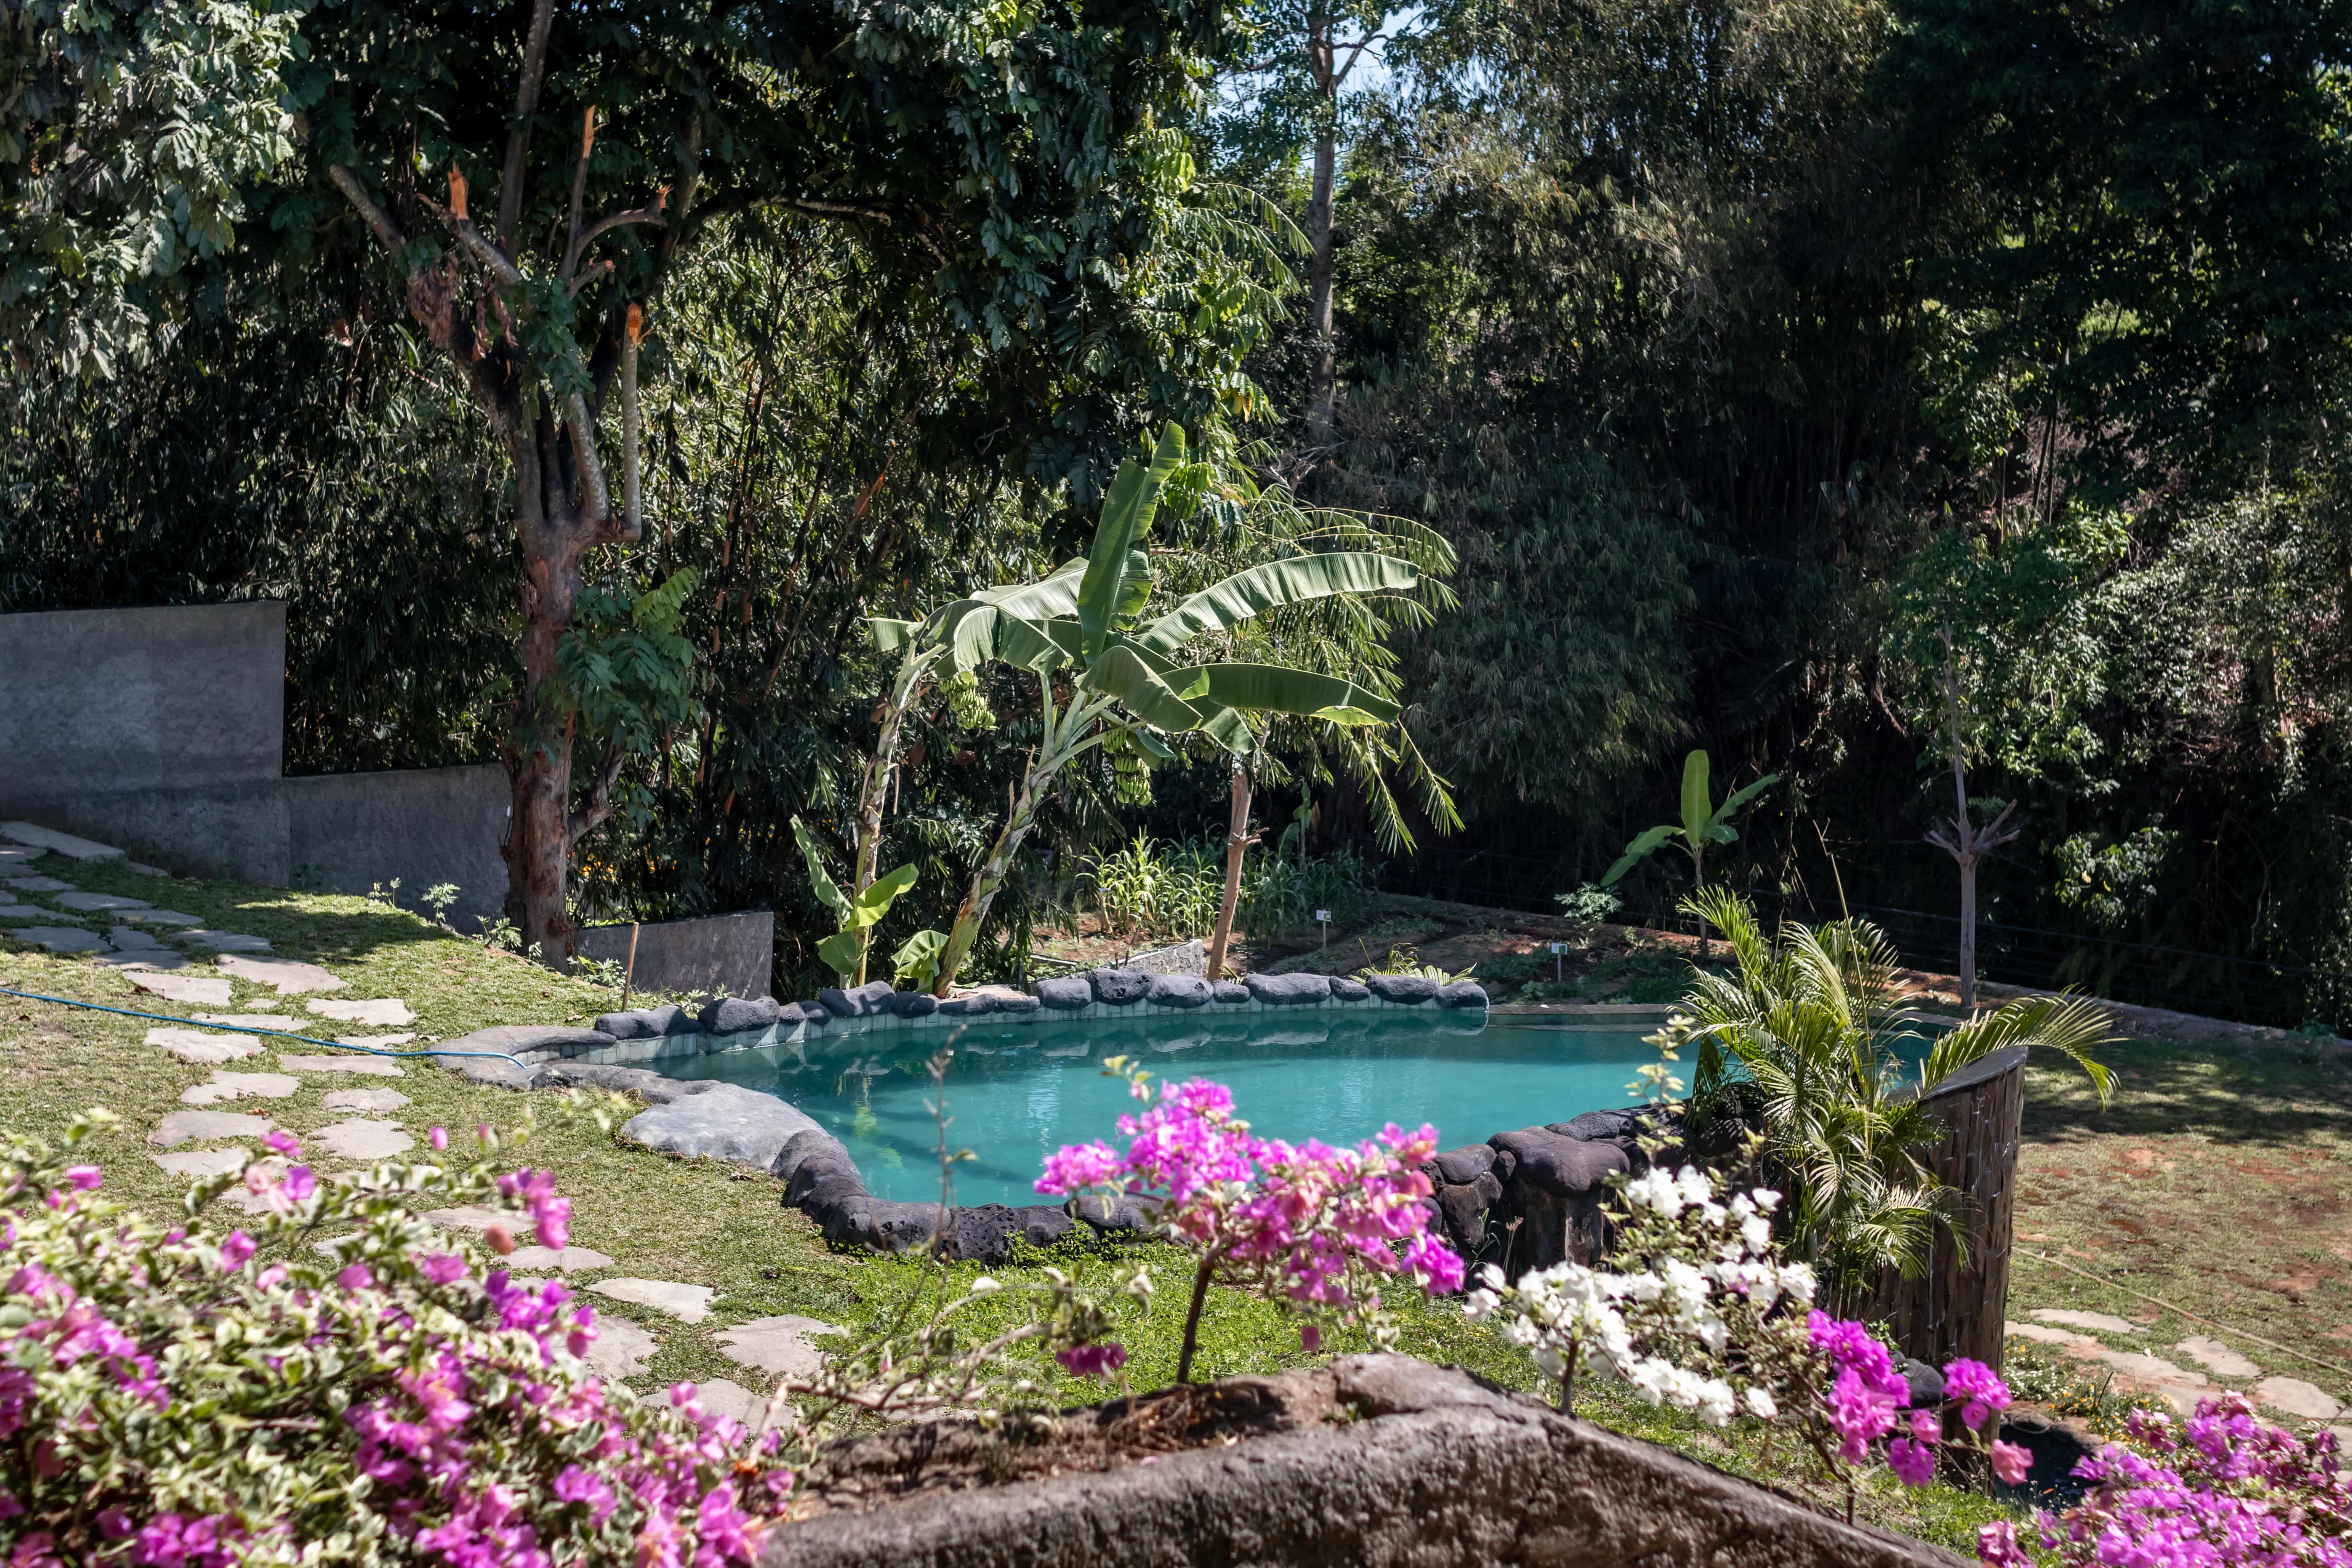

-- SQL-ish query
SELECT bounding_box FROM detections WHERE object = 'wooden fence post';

[1860,1045,2028,1373]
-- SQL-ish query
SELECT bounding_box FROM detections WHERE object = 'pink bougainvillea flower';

[217,1232,255,1270]
[60,1167,101,1192]
[262,1131,301,1158]
[1989,1438,2031,1486]
[1886,1437,1937,1487]
[428,1126,448,1151]
[1942,1358,2010,1433]
[1299,1323,1322,1353]
[1055,1342,1128,1379]
[1909,1408,1941,1443]
[1976,1521,2027,1567]
[281,1166,316,1204]
[335,1262,375,1293]
[416,1252,468,1285]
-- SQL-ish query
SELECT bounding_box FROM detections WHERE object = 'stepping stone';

[335,1034,417,1049]
[307,997,415,1026]
[311,1119,413,1160]
[0,906,73,924]
[2253,1377,2345,1421]
[282,1053,404,1077]
[55,891,151,912]
[4,876,75,893]
[152,1148,250,1178]
[0,846,36,862]
[149,1110,275,1147]
[2030,1309,2143,1337]
[685,1378,768,1427]
[507,1244,616,1272]
[107,926,167,951]
[717,1315,841,1379]
[587,1279,716,1324]
[129,972,233,1006]
[124,862,169,877]
[119,909,204,926]
[176,930,273,953]
[0,822,124,860]
[181,1071,302,1106]
[2008,1321,2213,1414]
[146,1027,261,1064]
[194,1013,300,1030]
[322,1088,412,1112]
[217,954,343,993]
[2176,1336,2262,1379]
[94,950,187,971]
[424,1206,511,1232]
[582,1318,656,1379]
[14,927,105,953]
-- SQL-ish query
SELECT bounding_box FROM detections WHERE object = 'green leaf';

[1603,823,1681,886]
[1077,425,1184,656]
[816,929,864,983]
[893,928,949,987]
[1710,772,1783,829]
[1191,663,1403,725]
[991,614,1086,672]
[1679,750,1713,847]
[867,617,921,651]
[1199,705,1256,754]
[790,817,851,923]
[1079,643,1206,732]
[1136,553,1421,655]
[847,861,919,928]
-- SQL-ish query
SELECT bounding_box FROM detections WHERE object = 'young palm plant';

[1674,886,2115,1307]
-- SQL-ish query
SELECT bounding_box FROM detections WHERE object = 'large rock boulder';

[937,994,996,1016]
[1146,973,1212,1009]
[593,1008,668,1039]
[1430,1143,1497,1186]
[1435,1170,1505,1265]
[888,990,939,1018]
[819,981,897,1018]
[1033,976,1093,1011]
[1363,973,1437,1006]
[1490,1128,1631,1273]
[1328,976,1371,1002]
[540,1063,708,1103]
[1212,980,1252,1005]
[778,1000,831,1028]
[624,1083,825,1172]
[771,1126,856,1186]
[948,1203,1075,1264]
[1088,967,1152,1007]
[1436,980,1489,1010]
[1065,1192,1162,1234]
[1551,1108,1647,1142]
[1246,972,1331,1007]
[700,995,782,1035]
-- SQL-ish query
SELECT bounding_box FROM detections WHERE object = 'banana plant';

[899,424,1423,995]
[792,817,921,986]
[1602,750,1781,891]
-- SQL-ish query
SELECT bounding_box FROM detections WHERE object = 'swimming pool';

[662,1011,1668,1208]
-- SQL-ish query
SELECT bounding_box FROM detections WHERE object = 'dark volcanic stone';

[1431,1143,1497,1186]
[1363,973,1437,1005]
[993,992,1042,1015]
[1212,980,1252,1004]
[819,981,897,1018]
[1490,1146,1519,1185]
[1089,967,1152,1006]
[1490,1128,1628,1196]
[1034,977,1093,1011]
[787,1153,866,1207]
[937,995,995,1016]
[1901,1358,1946,1409]
[1246,972,1331,1007]
[1550,1108,1645,1142]
[1066,1192,1162,1234]
[946,1203,1048,1264]
[701,995,782,1035]
[772,1126,854,1184]
[868,1200,946,1253]
[1328,977,1371,1001]
[777,1000,831,1027]
[592,1009,658,1039]
[1436,981,1488,1010]
[888,990,939,1018]
[655,1003,699,1035]
[1147,973,1212,1009]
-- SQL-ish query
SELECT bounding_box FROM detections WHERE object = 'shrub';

[0,1111,788,1566]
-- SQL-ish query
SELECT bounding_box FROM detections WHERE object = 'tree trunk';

[1304,116,1339,444]
[850,677,919,985]
[503,443,597,965]
[933,761,1044,996]
[1956,847,1978,1011]
[1205,763,1253,981]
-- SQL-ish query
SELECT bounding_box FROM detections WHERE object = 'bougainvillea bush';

[1978,1396,2350,1568]
[0,1110,789,1566]
[1035,1060,1466,1380]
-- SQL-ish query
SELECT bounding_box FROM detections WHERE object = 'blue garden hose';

[0,985,527,1065]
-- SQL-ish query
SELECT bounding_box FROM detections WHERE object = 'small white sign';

[1314,909,1332,924]
[1550,942,1570,955]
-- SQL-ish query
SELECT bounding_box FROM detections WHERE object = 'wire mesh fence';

[1347,837,2330,1030]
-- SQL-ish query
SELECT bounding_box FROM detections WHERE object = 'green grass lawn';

[0,851,2058,1552]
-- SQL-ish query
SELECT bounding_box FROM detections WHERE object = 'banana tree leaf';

[1679,750,1713,845]
[1603,823,1681,887]
[991,613,1086,672]
[970,556,1089,617]
[1136,553,1420,655]
[1198,704,1256,755]
[816,930,864,981]
[893,929,948,986]
[846,861,920,929]
[867,616,920,651]
[1132,727,1176,760]
[1709,772,1783,829]
[1078,425,1184,657]
[790,817,851,922]
[1080,642,1206,732]
[1192,663,1402,725]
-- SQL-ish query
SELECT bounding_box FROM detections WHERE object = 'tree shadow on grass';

[29,852,472,967]
[2020,1035,2352,1149]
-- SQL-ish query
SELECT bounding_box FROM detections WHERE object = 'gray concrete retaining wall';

[576,911,774,999]
[284,765,510,927]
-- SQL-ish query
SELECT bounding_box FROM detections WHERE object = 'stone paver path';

[177,930,273,953]
[307,997,415,1026]
[129,972,232,1007]
[216,955,344,993]
[152,1149,250,1178]
[507,1245,617,1272]
[717,1315,839,1379]
[583,1320,656,1379]
[312,1119,414,1160]
[56,891,150,912]
[1,822,123,860]
[181,1071,301,1106]
[281,1053,404,1077]
[424,1205,509,1232]
[2008,1321,2213,1414]
[2029,1309,2143,1336]
[150,1110,275,1147]
[692,1380,768,1428]
[120,909,204,926]
[107,925,167,951]
[322,1087,411,1112]
[98,950,187,971]
[588,1279,716,1324]
[145,1027,260,1064]
[194,1013,300,1030]
[5,876,74,893]
[337,1033,418,1048]
[2176,1336,2263,1379]
[18,927,103,953]
[0,906,65,924]
[2252,1377,2346,1421]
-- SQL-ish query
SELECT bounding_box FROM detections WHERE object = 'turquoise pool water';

[663,1012,1667,1208]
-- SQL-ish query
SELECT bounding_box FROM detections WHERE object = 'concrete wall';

[0,602,289,881]
[284,765,511,927]
[576,912,774,999]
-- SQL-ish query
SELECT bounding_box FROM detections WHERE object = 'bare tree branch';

[497,0,558,250]
[565,744,627,852]
[562,197,667,281]
[620,303,643,540]
[326,164,408,253]
[563,105,597,281]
